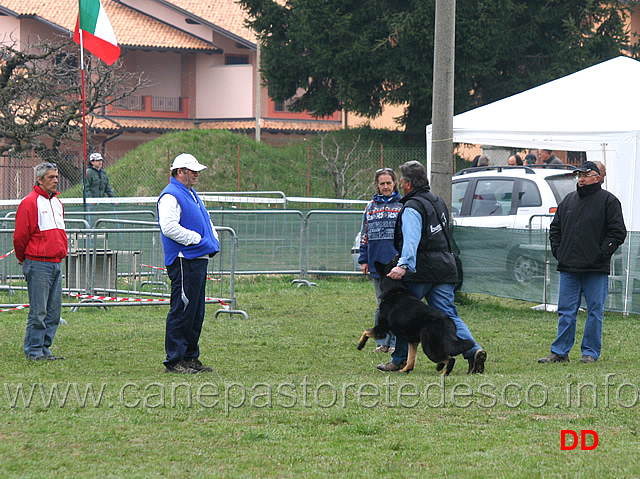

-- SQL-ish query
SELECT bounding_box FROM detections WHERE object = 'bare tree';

[316,134,374,203]
[0,36,149,181]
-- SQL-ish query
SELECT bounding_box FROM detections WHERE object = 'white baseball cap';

[170,153,207,172]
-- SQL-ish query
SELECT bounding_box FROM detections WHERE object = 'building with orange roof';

[0,0,344,160]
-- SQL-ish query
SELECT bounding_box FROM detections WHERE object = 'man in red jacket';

[14,163,68,360]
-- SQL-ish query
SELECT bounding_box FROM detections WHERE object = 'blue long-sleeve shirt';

[396,207,421,273]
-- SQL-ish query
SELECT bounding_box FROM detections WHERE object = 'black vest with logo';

[393,186,458,284]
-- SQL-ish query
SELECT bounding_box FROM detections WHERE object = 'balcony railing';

[113,96,145,111]
[106,96,189,118]
[152,96,181,112]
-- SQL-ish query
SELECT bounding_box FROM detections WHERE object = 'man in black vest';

[378,161,487,374]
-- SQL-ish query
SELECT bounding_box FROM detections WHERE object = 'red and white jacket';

[14,185,68,263]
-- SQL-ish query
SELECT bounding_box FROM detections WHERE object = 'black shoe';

[467,349,487,374]
[165,360,199,374]
[376,361,406,372]
[185,359,213,372]
[27,355,47,361]
[538,353,569,363]
[580,355,596,363]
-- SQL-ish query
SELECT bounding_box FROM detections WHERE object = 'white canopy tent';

[427,56,640,313]
[426,55,640,232]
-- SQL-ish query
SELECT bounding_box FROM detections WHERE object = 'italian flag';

[73,0,120,65]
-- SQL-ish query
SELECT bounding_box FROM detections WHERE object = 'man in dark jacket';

[85,153,116,198]
[539,161,626,364]
[378,161,487,374]
[538,149,563,165]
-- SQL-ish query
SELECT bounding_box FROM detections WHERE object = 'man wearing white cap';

[157,153,220,373]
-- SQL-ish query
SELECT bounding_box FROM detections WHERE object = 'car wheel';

[512,253,540,284]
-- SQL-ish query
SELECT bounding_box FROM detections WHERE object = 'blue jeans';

[372,277,396,348]
[23,259,63,359]
[551,272,608,360]
[391,282,480,365]
[164,257,208,367]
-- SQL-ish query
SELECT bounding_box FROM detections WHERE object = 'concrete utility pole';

[255,42,261,143]
[430,0,455,213]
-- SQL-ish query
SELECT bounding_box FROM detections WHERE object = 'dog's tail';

[446,338,475,357]
[357,329,377,350]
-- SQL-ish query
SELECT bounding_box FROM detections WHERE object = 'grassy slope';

[1,278,639,478]
[65,130,309,198]
[62,127,416,199]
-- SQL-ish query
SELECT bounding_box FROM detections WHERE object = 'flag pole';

[79,29,87,211]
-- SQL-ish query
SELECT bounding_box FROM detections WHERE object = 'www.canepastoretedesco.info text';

[3,374,639,415]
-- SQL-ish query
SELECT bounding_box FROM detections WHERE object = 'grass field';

[1,276,640,478]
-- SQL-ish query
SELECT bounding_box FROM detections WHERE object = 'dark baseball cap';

[574,161,600,175]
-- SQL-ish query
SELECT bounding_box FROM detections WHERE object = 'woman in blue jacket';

[358,168,403,353]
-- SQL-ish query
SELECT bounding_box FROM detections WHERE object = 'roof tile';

[164,0,256,43]
[1,0,218,51]
[93,117,343,133]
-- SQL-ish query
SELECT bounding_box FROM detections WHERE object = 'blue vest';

[158,177,219,265]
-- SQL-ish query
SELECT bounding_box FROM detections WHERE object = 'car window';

[546,175,577,204]
[452,181,469,217]
[518,179,542,207]
[470,179,514,217]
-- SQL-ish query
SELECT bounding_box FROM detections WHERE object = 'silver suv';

[452,165,576,229]
[452,165,577,283]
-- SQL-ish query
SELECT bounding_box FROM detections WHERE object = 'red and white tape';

[68,293,228,307]
[69,293,170,303]
[1,294,228,313]
[140,264,165,271]
[0,304,28,312]
[0,249,14,261]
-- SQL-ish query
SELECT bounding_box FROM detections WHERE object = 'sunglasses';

[43,162,57,169]
[376,167,393,173]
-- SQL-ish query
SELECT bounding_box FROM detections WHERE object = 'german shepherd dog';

[357,261,474,375]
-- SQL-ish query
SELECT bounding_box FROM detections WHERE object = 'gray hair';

[374,167,398,194]
[399,160,429,189]
[34,162,58,185]
[477,155,490,167]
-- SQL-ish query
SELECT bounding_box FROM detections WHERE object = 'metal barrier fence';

[212,210,305,275]
[2,206,640,316]
[209,209,363,279]
[0,222,247,319]
[304,210,363,275]
[209,210,640,316]
[454,227,640,315]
